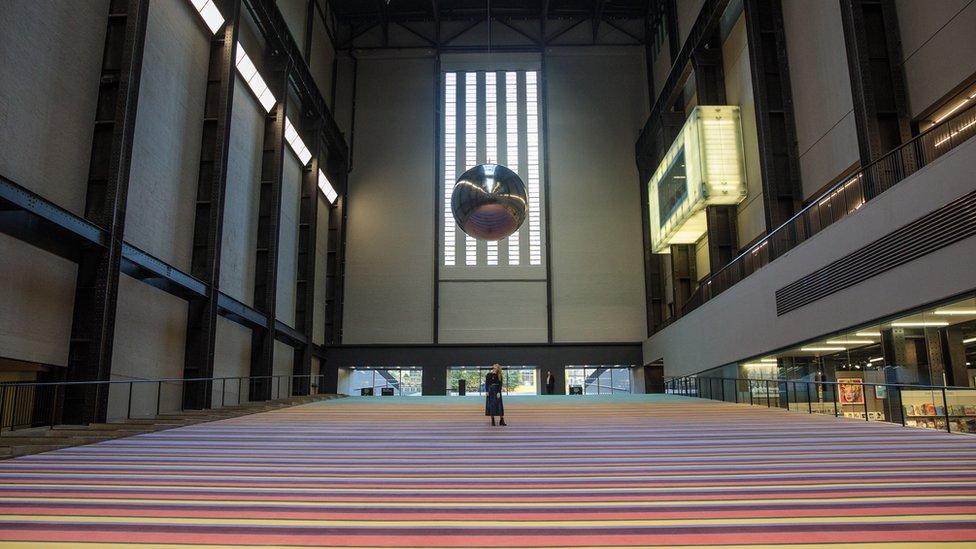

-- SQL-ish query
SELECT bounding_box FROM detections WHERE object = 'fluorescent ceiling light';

[801,346,846,352]
[284,118,312,166]
[934,309,976,315]
[759,358,777,363]
[192,0,224,34]
[891,321,949,327]
[963,337,976,344]
[234,44,277,113]
[869,357,884,363]
[825,339,874,345]
[933,98,970,123]
[318,169,338,204]
[855,331,881,337]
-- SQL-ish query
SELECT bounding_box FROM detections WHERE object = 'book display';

[902,389,976,433]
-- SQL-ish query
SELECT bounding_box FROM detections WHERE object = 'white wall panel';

[0,0,107,214]
[312,196,330,345]
[213,316,251,404]
[547,47,647,342]
[644,136,976,376]
[0,236,76,366]
[0,1,106,367]
[342,55,435,343]
[219,77,264,304]
[276,0,307,57]
[782,0,859,199]
[276,154,302,325]
[310,10,335,107]
[897,0,976,117]
[125,0,209,270]
[438,282,547,343]
[273,340,294,390]
[676,0,706,48]
[107,276,187,421]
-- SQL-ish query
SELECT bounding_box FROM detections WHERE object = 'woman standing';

[485,364,507,426]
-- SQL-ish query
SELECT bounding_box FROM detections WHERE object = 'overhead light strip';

[190,0,224,34]
[317,170,338,204]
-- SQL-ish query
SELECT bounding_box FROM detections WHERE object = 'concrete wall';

[644,136,976,376]
[126,0,209,271]
[341,49,649,344]
[782,0,859,198]
[276,153,302,326]
[0,1,107,365]
[547,47,648,342]
[310,7,335,108]
[312,196,330,345]
[722,14,766,246]
[896,0,976,118]
[213,316,252,405]
[439,282,548,343]
[277,0,307,58]
[342,54,436,343]
[219,76,264,305]
[108,276,188,420]
[676,0,707,49]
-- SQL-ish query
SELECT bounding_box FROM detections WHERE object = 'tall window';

[442,70,544,268]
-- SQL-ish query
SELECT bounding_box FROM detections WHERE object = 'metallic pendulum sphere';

[450,164,527,241]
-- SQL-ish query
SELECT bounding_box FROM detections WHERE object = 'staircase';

[0,393,342,459]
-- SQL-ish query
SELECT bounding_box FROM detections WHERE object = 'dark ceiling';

[330,0,653,24]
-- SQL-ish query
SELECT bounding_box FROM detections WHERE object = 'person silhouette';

[485,364,507,426]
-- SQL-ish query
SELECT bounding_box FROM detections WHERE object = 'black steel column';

[62,0,150,425]
[692,32,739,275]
[183,0,241,410]
[705,205,738,272]
[249,57,289,402]
[744,0,803,233]
[691,33,726,105]
[839,0,912,179]
[293,128,321,396]
[669,244,697,311]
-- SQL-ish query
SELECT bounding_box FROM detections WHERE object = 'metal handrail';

[666,375,976,435]
[0,373,323,436]
[663,101,976,326]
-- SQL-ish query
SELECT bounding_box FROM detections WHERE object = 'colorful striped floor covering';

[0,394,975,548]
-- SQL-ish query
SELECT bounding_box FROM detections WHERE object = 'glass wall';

[707,293,976,389]
[687,293,976,434]
[347,367,423,396]
[447,366,538,396]
[565,365,633,395]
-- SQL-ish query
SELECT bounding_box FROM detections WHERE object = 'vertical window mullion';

[443,72,457,266]
[465,72,477,266]
[485,71,498,266]
[526,71,542,266]
[506,71,520,266]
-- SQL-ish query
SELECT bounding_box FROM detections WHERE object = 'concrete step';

[10,444,71,457]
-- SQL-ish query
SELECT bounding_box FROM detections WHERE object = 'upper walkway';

[0,395,974,547]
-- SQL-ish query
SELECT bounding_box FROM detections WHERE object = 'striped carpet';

[0,395,975,548]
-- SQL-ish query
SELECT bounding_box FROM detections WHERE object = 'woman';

[485,364,507,426]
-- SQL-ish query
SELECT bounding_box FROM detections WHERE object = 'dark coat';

[485,372,504,416]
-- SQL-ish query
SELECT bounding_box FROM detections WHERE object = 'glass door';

[565,365,633,395]
[348,367,423,396]
[448,366,539,395]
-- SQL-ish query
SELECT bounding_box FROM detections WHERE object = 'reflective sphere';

[450,164,527,241]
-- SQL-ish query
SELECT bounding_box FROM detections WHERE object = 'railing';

[0,374,322,435]
[666,375,976,435]
[663,102,976,326]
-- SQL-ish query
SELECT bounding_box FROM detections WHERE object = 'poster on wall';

[875,385,887,399]
[838,378,865,405]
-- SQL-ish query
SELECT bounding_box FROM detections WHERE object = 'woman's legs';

[499,416,507,426]
[490,416,496,426]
